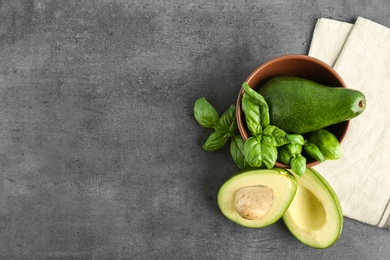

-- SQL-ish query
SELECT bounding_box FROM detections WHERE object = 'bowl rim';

[236,54,350,168]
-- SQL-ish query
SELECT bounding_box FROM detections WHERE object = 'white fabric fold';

[308,18,353,67]
[309,17,390,229]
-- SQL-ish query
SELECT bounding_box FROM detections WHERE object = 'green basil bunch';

[195,83,338,176]
[194,97,250,170]
[194,97,236,151]
[241,83,306,170]
[193,84,344,176]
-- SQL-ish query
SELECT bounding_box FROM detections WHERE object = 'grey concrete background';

[1,0,390,259]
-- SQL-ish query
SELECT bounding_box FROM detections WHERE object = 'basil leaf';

[286,134,305,146]
[194,97,219,128]
[215,105,237,134]
[290,154,306,177]
[202,131,228,152]
[230,135,250,170]
[244,135,263,167]
[308,129,341,160]
[242,93,262,135]
[285,143,303,156]
[262,142,277,169]
[246,120,262,137]
[277,145,292,165]
[304,142,325,163]
[242,82,270,127]
[246,118,263,137]
[262,125,289,146]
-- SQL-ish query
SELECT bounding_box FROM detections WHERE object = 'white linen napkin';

[308,18,353,67]
[308,17,390,229]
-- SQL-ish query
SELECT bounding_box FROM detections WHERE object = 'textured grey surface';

[1,0,390,259]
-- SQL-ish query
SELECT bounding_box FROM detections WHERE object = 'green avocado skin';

[258,76,366,134]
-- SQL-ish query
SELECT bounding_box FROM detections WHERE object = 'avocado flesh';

[218,168,297,228]
[283,168,343,248]
[258,76,366,134]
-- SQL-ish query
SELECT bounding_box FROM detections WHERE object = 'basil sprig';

[277,143,306,176]
[194,83,341,176]
[242,83,288,169]
[194,97,253,170]
[241,82,308,174]
[194,98,237,152]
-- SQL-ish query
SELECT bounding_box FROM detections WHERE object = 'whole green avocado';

[258,76,366,134]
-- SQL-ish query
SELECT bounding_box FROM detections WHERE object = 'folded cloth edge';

[308,18,353,67]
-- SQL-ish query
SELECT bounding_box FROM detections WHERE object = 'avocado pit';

[234,185,274,220]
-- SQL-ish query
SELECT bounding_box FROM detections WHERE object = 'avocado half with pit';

[283,168,343,248]
[217,168,297,228]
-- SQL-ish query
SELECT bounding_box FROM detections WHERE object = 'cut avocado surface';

[217,168,297,228]
[283,168,343,248]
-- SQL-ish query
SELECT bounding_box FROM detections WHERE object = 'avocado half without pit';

[217,168,297,228]
[283,168,343,249]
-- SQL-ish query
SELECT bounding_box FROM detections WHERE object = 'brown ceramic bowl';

[236,54,349,168]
